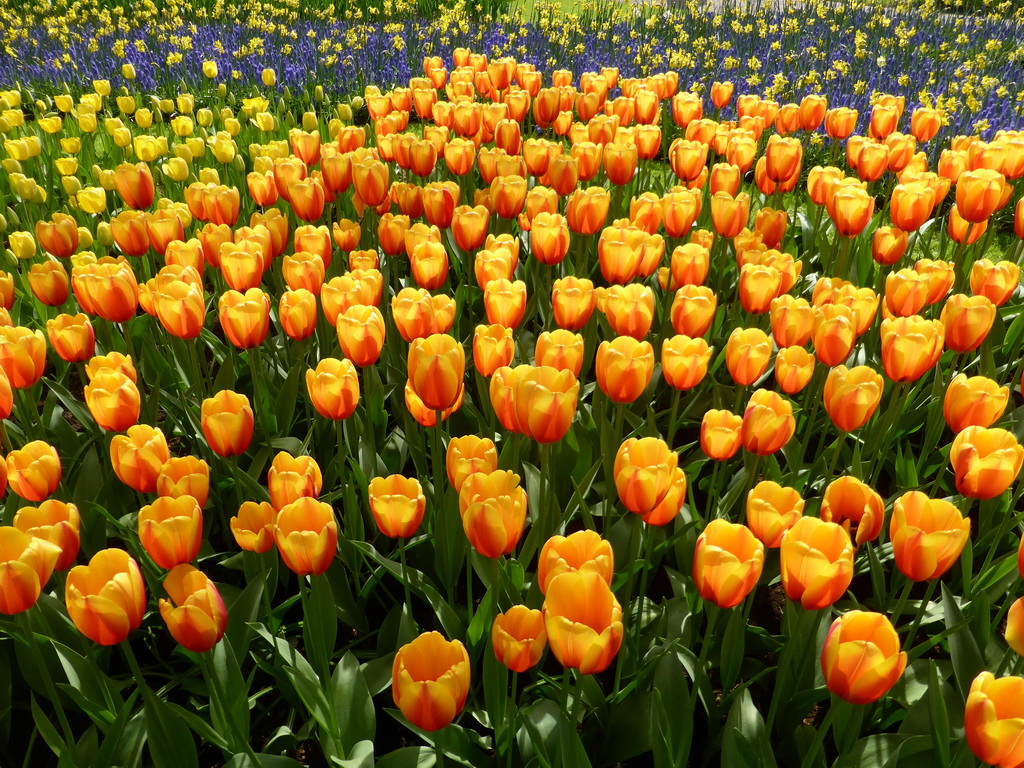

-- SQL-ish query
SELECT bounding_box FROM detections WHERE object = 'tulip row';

[1,44,1024,768]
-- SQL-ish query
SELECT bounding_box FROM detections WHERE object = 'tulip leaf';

[213,350,237,393]
[92,688,141,768]
[375,746,434,768]
[30,694,67,759]
[720,607,746,692]
[44,377,100,437]
[222,754,305,768]
[50,640,119,723]
[518,698,560,768]
[721,688,775,768]
[940,583,984,697]
[482,648,510,754]
[166,700,231,751]
[332,652,375,753]
[209,640,251,745]
[224,578,265,660]
[927,660,951,765]
[139,682,199,768]
[274,358,303,435]
[832,733,932,768]
[600,691,653,766]
[303,573,338,682]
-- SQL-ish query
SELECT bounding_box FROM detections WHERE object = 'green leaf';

[209,640,251,745]
[651,653,691,768]
[221,754,304,768]
[31,694,67,759]
[928,661,951,765]
[332,652,375,753]
[720,607,746,692]
[273,357,303,434]
[224,577,265,660]
[140,683,199,768]
[375,747,434,768]
[92,689,141,767]
[721,688,774,768]
[303,574,338,680]
[601,691,653,766]
[518,699,560,768]
[940,583,984,697]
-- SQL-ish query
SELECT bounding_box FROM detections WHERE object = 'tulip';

[28,260,70,307]
[949,426,1024,499]
[35,213,78,258]
[774,347,815,395]
[84,370,140,432]
[531,212,571,265]
[740,389,795,456]
[201,390,254,457]
[408,334,465,413]
[535,330,584,378]
[65,549,146,645]
[392,289,456,342]
[158,564,228,653]
[537,531,614,597]
[551,277,596,331]
[890,182,935,232]
[970,259,1019,306]
[138,495,203,570]
[452,205,490,251]
[822,365,884,433]
[218,288,270,350]
[872,226,908,266]
[274,497,337,576]
[701,409,743,461]
[565,187,610,235]
[671,285,717,337]
[155,456,210,509]
[878,315,944,383]
[458,470,528,558]
[780,517,855,609]
[956,168,1006,223]
[603,283,656,340]
[725,327,771,386]
[543,571,623,674]
[821,611,907,705]
[473,324,515,378]
[745,481,803,548]
[0,527,60,614]
[944,374,1009,433]
[336,304,385,367]
[492,606,547,673]
[613,437,677,516]
[710,192,750,238]
[658,334,710,390]
[304,357,359,421]
[596,336,654,404]
[229,500,276,553]
[820,477,884,546]
[483,279,527,329]
[7,441,62,502]
[392,631,471,731]
[965,671,1024,767]
[0,326,46,389]
[692,520,765,609]
[114,162,155,210]
[1007,599,1024,657]
[812,304,857,366]
[266,453,321,514]
[109,424,169,494]
[369,475,425,539]
[13,500,80,572]
[890,491,970,581]
[941,294,996,353]
[46,313,95,363]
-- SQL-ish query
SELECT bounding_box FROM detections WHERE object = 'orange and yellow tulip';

[820,476,884,546]
[274,497,337,576]
[693,520,765,609]
[890,491,970,581]
[13,500,81,571]
[201,390,254,457]
[949,426,1024,499]
[780,517,855,610]
[821,611,906,704]
[543,571,623,674]
[230,501,276,554]
[392,631,470,732]
[944,374,1009,433]
[0,527,60,614]
[492,606,547,672]
[458,470,528,558]
[110,424,169,493]
[139,495,203,569]
[158,564,228,653]
[7,441,62,502]
[65,548,146,644]
[823,365,884,432]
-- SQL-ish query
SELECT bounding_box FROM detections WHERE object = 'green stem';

[505,671,518,768]
[902,579,938,652]
[800,699,841,768]
[398,537,415,625]
[666,388,682,448]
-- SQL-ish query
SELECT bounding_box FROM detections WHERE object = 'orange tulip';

[725,327,771,386]
[28,259,70,307]
[710,192,750,238]
[45,312,94,363]
[230,501,276,554]
[139,495,203,569]
[970,259,1019,306]
[368,475,425,539]
[83,370,140,432]
[890,491,970,581]
[774,347,815,395]
[740,389,794,456]
[565,187,610,236]
[661,335,712,391]
[392,631,470,732]
[538,530,613,596]
[114,161,155,209]
[7,441,61,502]
[110,424,169,493]
[158,564,227,653]
[457,469,528,558]
[671,285,717,337]
[700,409,742,461]
[941,294,996,353]
[201,390,254,457]
[305,358,359,420]
[693,520,765,609]
[823,365,884,432]
[880,315,944,382]
[543,571,623,674]
[614,437,677,516]
[820,476,884,546]
[157,456,210,508]
[266,452,322,513]
[271,496,337,575]
[872,226,908,266]
[746,481,803,548]
[830,185,875,237]
[949,426,1024,499]
[0,527,60,615]
[336,304,385,367]
[392,289,456,342]
[966,672,1024,767]
[551,277,596,331]
[13,500,80,571]
[218,288,270,349]
[821,611,906,704]
[492,606,547,673]
[0,326,46,389]
[780,517,855,610]
[408,334,465,412]
[596,336,654,403]
[65,549,146,644]
[483,279,527,329]
[944,374,1009,434]
[473,324,515,378]
[956,168,1006,223]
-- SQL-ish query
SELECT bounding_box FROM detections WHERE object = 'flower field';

[1,0,1024,766]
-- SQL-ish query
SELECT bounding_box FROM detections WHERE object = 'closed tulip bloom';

[812,304,857,366]
[230,500,276,553]
[890,182,935,231]
[596,337,654,404]
[829,185,875,237]
[268,452,323,512]
[274,497,337,576]
[947,201,989,246]
[775,347,815,395]
[693,520,765,609]
[0,527,60,614]
[0,326,46,389]
[565,187,610,235]
[492,607,547,672]
[746,481,803,548]
[890,491,969,581]
[12,500,78,574]
[156,456,210,508]
[552,277,596,331]
[538,530,614,595]
[139,495,203,569]
[352,158,389,207]
[970,259,1019,306]
[483,279,527,329]
[671,285,718,337]
[880,316,944,382]
[392,631,471,732]
[452,205,490,251]
[725,327,771,386]
[941,294,996,353]
[949,426,1024,500]
[276,289,316,341]
[710,192,750,238]
[152,278,206,339]
[820,477,884,546]
[473,324,515,378]
[535,330,584,378]
[944,374,1009,433]
[614,437,678,515]
[458,470,528,558]
[602,283,656,340]
[408,334,465,412]
[738,263,783,315]
[872,226,909,266]
[821,611,906,705]
[201,390,254,457]
[956,168,1006,223]
[780,517,854,610]
[668,243,710,288]
[531,212,571,265]
[110,425,169,493]
[966,672,1024,768]
[7,441,62,502]
[885,268,931,317]
[765,135,802,182]
[28,260,70,307]
[823,365,884,432]
[336,304,386,367]
[369,475,426,539]
[392,289,455,342]
[701,409,743,461]
[741,389,795,455]
[446,436,499,498]
[84,370,140,432]
[45,312,95,363]
[305,357,360,421]
[113,162,155,210]
[218,289,270,350]
[409,241,449,291]
[158,564,227,653]
[65,549,146,645]
[543,570,623,674]
[657,335,709,391]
